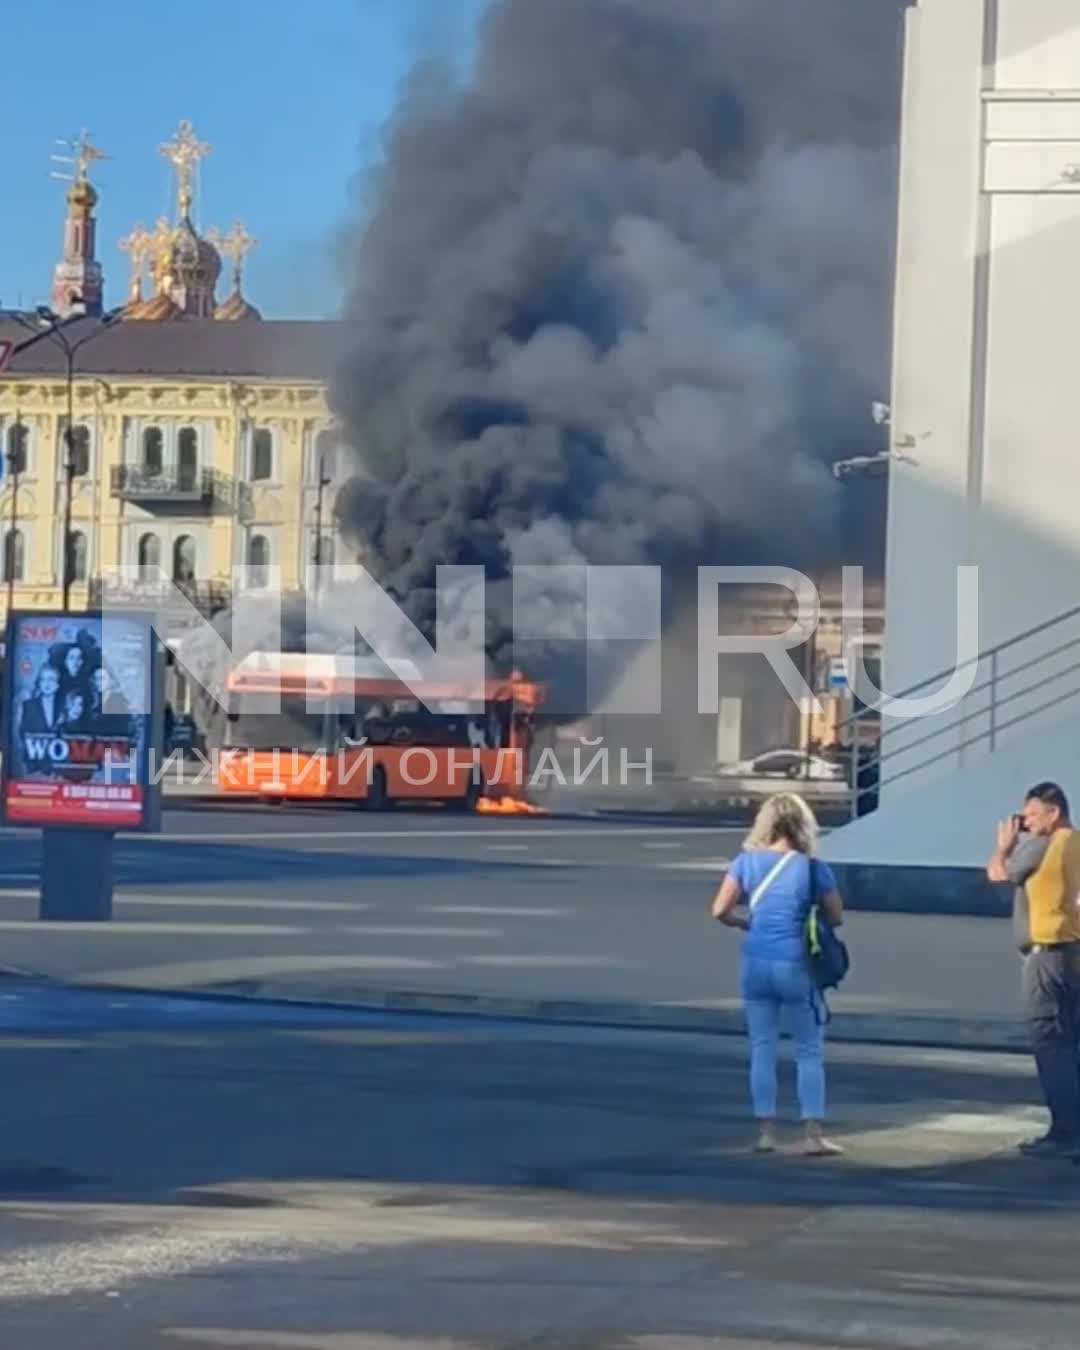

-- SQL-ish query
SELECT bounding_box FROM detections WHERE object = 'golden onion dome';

[125,289,182,321]
[215,288,262,321]
[68,179,98,210]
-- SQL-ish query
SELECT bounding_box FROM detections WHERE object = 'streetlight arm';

[9,307,119,611]
[70,311,123,358]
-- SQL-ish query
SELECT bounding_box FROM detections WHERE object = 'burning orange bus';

[216,652,545,811]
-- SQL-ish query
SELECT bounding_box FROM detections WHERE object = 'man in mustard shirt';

[989,782,1080,1158]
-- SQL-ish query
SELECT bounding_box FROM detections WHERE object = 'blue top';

[729,849,837,962]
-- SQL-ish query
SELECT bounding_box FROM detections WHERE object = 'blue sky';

[0,0,485,318]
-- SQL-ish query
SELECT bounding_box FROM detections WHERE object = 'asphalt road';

[0,984,1073,1349]
[0,804,1018,1040]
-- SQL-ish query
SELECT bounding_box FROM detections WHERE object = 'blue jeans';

[741,955,826,1121]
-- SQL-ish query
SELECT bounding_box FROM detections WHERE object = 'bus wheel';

[454,776,483,813]
[367,766,390,812]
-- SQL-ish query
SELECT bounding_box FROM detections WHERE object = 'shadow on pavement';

[0,986,1073,1217]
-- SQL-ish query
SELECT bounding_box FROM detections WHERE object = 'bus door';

[221,693,336,795]
[485,697,531,791]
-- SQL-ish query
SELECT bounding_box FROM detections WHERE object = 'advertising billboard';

[1,610,161,831]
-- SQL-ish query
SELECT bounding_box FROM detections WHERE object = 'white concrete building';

[826,0,1080,872]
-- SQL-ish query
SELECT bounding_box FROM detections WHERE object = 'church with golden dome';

[117,121,262,325]
[0,121,350,669]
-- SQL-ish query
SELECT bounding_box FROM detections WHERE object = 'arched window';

[247,534,270,588]
[173,534,196,584]
[68,424,91,478]
[251,428,273,482]
[2,529,24,583]
[177,427,198,491]
[313,429,336,483]
[142,427,163,477]
[68,530,88,583]
[5,422,29,476]
[137,532,160,582]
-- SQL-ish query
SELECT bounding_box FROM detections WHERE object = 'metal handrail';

[836,600,1080,745]
[873,678,1080,799]
[880,657,1080,781]
[868,631,1080,753]
[844,602,1080,820]
[857,636,1080,771]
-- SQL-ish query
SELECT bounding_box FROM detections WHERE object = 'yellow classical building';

[0,122,347,625]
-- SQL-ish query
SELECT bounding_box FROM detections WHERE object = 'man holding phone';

[988,782,1080,1158]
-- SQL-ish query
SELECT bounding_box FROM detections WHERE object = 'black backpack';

[805,901,849,992]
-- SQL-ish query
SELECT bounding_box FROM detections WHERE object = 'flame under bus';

[218,652,545,811]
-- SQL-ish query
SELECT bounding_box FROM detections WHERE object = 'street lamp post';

[5,415,25,614]
[312,452,332,594]
[13,303,122,611]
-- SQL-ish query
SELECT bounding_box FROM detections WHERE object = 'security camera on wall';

[832,453,894,481]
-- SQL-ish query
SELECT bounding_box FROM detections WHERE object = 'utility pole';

[312,450,331,594]
[62,342,75,608]
[13,303,122,610]
[6,415,25,613]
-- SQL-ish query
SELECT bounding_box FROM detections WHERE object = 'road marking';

[657,858,731,872]
[346,926,502,940]
[641,842,684,851]
[114,896,376,914]
[0,921,302,936]
[466,955,621,968]
[487,844,529,852]
[428,905,565,917]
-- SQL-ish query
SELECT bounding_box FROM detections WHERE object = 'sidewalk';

[0,1004,1073,1349]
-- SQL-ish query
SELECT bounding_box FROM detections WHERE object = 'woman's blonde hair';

[744,792,819,855]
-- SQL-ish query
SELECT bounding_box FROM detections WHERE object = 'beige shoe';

[754,1124,778,1153]
[803,1124,844,1157]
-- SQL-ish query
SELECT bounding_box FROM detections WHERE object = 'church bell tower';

[50,130,106,318]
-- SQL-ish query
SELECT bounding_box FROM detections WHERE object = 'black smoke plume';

[330,0,907,699]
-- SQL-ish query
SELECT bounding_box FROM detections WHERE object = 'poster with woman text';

[3,612,156,829]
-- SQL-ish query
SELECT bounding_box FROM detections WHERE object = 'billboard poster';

[2,611,161,831]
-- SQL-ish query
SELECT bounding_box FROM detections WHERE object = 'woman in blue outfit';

[711,792,845,1156]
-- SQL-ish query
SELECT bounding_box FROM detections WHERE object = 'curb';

[185,981,1028,1055]
[0,967,1027,1054]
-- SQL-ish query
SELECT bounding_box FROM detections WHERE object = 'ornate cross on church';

[51,128,107,187]
[209,221,258,293]
[159,119,210,218]
[119,224,154,302]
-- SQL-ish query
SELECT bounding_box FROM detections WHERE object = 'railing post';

[850,732,859,821]
[989,650,998,752]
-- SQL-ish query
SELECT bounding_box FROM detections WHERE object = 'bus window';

[382,703,475,748]
[225,696,330,751]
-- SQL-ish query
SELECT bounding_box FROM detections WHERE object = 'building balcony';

[87,575,231,623]
[110,465,253,522]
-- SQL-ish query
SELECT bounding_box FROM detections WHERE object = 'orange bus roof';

[225,652,544,706]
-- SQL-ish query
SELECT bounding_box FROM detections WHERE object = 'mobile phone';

[1013,814,1026,831]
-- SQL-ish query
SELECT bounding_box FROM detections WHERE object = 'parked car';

[713,748,848,782]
